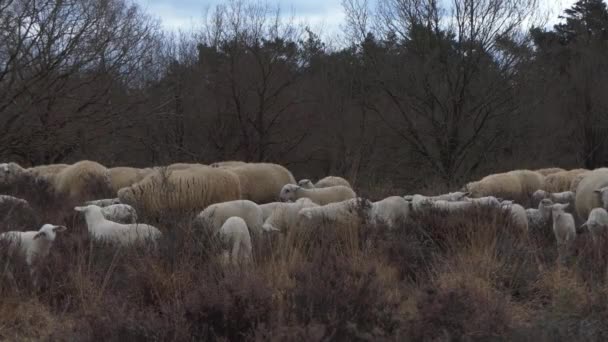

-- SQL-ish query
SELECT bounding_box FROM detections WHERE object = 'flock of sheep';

[1,161,608,283]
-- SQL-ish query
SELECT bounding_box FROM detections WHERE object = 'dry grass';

[3,194,608,341]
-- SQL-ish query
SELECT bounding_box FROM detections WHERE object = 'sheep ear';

[33,231,46,240]
[463,192,471,197]
[53,225,67,232]
[74,206,84,212]
[595,189,602,194]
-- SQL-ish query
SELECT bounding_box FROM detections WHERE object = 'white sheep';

[100,204,138,224]
[578,207,608,239]
[297,179,315,189]
[259,202,286,221]
[406,192,470,212]
[531,190,575,209]
[500,200,528,234]
[298,176,352,189]
[74,205,161,246]
[219,217,253,265]
[262,198,318,232]
[430,200,473,213]
[298,198,371,226]
[525,198,554,231]
[85,198,121,207]
[370,196,410,229]
[279,184,356,205]
[196,200,267,235]
[0,224,67,267]
[463,196,501,208]
[551,203,576,259]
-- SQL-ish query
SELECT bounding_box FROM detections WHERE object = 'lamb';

[262,198,318,232]
[370,196,410,228]
[118,166,241,218]
[196,200,266,235]
[100,204,138,224]
[280,184,356,205]
[298,176,352,189]
[406,192,470,212]
[463,196,501,208]
[74,205,162,246]
[593,186,608,210]
[85,198,121,207]
[551,203,576,259]
[0,224,67,267]
[531,190,575,209]
[575,168,608,220]
[298,198,371,226]
[0,195,39,230]
[223,163,296,204]
[52,160,113,205]
[578,207,608,239]
[525,198,554,231]
[500,200,528,234]
[219,217,252,265]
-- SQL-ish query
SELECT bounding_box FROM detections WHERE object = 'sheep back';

[544,168,588,193]
[315,176,352,189]
[226,163,296,204]
[465,173,523,203]
[534,167,565,176]
[52,160,112,204]
[108,167,148,193]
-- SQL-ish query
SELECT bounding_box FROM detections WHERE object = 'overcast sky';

[136,0,580,34]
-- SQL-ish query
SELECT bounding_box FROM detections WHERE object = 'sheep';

[594,186,608,210]
[74,205,161,245]
[0,162,27,185]
[166,163,207,171]
[430,200,474,213]
[100,204,138,224]
[464,196,501,208]
[544,168,589,193]
[0,224,67,267]
[551,203,576,260]
[280,184,356,205]
[262,198,318,232]
[108,167,150,193]
[370,196,410,228]
[196,200,266,235]
[85,198,121,207]
[406,192,470,212]
[298,198,371,226]
[223,163,296,204]
[578,207,608,239]
[506,170,545,205]
[500,200,529,234]
[210,161,247,168]
[219,217,252,265]
[569,170,591,193]
[26,164,70,180]
[535,167,566,176]
[0,195,39,230]
[575,168,608,220]
[52,160,113,205]
[531,190,575,209]
[259,202,285,221]
[464,172,523,204]
[298,176,352,189]
[118,166,241,218]
[525,198,554,231]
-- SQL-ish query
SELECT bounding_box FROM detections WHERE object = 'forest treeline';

[1,0,607,192]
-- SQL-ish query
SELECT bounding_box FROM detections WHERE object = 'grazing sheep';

[223,163,296,204]
[85,198,121,207]
[108,167,150,193]
[118,166,241,218]
[578,207,608,239]
[525,198,554,231]
[0,224,67,267]
[551,203,576,260]
[196,200,266,235]
[219,217,252,265]
[262,198,318,232]
[370,196,410,228]
[535,167,566,176]
[0,195,39,230]
[507,170,545,205]
[52,160,112,205]
[298,198,371,226]
[464,172,523,204]
[299,176,352,189]
[210,161,247,168]
[74,205,161,245]
[575,168,608,220]
[100,204,138,224]
[544,169,589,193]
[280,184,356,205]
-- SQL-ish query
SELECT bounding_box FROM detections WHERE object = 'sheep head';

[279,184,300,202]
[34,224,67,241]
